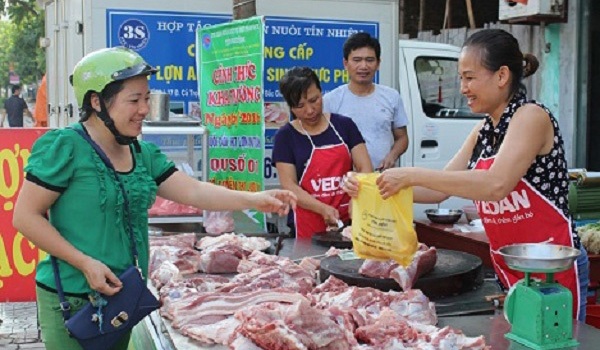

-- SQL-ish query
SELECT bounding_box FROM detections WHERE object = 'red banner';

[0,128,49,301]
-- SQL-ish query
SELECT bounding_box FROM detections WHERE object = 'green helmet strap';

[97,98,136,146]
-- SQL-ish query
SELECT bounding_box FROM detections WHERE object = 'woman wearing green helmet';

[70,46,159,145]
[12,47,297,350]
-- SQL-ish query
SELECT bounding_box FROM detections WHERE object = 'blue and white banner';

[107,9,377,119]
[107,9,378,184]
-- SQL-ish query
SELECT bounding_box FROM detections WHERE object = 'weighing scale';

[499,243,581,350]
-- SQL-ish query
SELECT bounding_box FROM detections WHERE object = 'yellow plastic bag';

[351,173,418,266]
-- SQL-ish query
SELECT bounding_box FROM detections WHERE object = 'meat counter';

[131,237,600,349]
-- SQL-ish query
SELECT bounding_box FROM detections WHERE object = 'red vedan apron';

[294,120,352,239]
[474,157,580,318]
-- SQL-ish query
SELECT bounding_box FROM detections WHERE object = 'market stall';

[132,231,600,349]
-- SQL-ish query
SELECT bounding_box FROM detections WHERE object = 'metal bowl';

[425,208,463,225]
[498,243,580,273]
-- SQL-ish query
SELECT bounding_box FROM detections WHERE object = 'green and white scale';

[500,243,581,350]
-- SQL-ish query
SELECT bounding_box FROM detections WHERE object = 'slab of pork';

[359,243,437,290]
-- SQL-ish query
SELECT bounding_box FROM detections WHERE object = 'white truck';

[40,0,479,214]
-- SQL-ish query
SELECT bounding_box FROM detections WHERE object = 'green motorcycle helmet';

[70,46,157,107]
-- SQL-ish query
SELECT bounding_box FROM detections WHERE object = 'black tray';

[319,249,483,298]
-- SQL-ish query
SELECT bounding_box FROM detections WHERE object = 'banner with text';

[0,129,49,301]
[107,9,377,186]
[198,17,266,229]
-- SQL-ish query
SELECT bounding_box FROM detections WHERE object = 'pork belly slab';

[169,289,306,330]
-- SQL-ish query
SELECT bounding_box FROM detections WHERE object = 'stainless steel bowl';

[498,243,580,273]
[424,208,463,225]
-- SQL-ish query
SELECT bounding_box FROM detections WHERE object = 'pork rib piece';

[390,244,437,291]
[221,264,316,295]
[196,235,272,274]
[183,317,240,345]
[197,242,248,274]
[311,276,438,326]
[149,233,196,248]
[355,308,419,345]
[235,299,358,350]
[195,233,271,252]
[150,260,180,290]
[237,250,296,272]
[149,245,202,276]
[359,243,437,290]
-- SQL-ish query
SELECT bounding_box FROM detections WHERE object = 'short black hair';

[279,66,321,111]
[343,32,381,61]
[11,85,21,94]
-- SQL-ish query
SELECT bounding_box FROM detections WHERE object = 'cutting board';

[312,231,353,249]
[319,249,483,299]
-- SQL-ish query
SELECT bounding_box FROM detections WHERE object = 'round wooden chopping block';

[319,249,483,299]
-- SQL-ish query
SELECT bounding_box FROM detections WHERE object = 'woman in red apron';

[343,29,589,321]
[272,67,372,239]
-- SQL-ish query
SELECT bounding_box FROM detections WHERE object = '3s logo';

[118,19,150,50]
[123,25,147,40]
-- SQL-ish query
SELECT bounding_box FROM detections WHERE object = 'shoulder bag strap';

[51,125,139,321]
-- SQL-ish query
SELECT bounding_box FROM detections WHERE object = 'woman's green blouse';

[25,123,176,294]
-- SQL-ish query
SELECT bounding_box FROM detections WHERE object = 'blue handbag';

[51,127,160,350]
[60,266,160,350]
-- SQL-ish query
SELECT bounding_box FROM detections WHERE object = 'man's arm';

[378,126,408,170]
[27,107,34,124]
[378,90,410,170]
[22,98,34,125]
[23,98,32,116]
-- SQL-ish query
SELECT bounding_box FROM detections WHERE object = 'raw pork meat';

[196,233,271,252]
[203,210,235,234]
[197,242,248,274]
[359,243,437,290]
[235,299,358,350]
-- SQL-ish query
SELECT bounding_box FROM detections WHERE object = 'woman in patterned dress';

[343,29,589,321]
